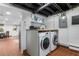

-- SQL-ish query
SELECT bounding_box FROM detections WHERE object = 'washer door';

[41,37,50,50]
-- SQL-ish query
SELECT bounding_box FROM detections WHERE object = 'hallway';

[0,37,21,56]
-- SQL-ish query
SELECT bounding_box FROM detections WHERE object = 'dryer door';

[53,34,58,45]
[41,36,50,50]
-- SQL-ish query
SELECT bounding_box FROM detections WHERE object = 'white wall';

[46,15,57,29]
[20,11,32,51]
[47,14,69,46]
[67,7,79,47]
[47,7,79,48]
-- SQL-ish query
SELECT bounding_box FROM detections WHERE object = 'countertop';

[26,29,58,32]
[37,29,58,32]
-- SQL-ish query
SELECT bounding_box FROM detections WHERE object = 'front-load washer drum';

[41,37,50,50]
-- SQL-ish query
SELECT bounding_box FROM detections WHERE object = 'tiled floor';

[0,37,21,56]
[48,46,79,56]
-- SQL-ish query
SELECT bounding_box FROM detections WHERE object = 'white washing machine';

[26,30,51,56]
[38,32,51,56]
[50,31,58,51]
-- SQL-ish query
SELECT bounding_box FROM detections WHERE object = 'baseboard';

[58,44,79,52]
[58,43,69,48]
[69,45,79,51]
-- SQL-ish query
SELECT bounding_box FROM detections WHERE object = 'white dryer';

[50,31,58,51]
[38,32,51,56]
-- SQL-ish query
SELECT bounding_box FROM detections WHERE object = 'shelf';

[31,21,45,25]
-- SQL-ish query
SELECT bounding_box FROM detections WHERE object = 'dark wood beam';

[52,3,63,12]
[66,3,72,9]
[45,7,54,14]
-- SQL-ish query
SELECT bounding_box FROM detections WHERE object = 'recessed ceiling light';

[20,15,22,18]
[6,11,11,15]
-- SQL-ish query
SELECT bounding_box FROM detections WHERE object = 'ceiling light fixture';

[20,15,22,18]
[62,16,66,19]
[6,11,11,15]
[61,12,66,20]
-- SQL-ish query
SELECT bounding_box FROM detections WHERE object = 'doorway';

[0,4,22,56]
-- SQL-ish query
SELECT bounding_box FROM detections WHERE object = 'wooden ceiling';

[10,3,79,17]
